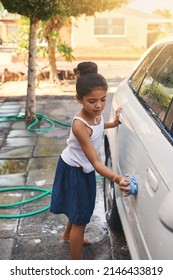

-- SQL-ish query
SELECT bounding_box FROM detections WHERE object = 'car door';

[111,42,173,259]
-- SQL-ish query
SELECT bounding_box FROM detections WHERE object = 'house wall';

[0,14,18,42]
[71,7,148,49]
[59,24,71,46]
[0,19,14,40]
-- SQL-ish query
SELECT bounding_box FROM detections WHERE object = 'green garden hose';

[0,186,51,219]
[0,113,104,218]
[0,113,71,132]
[0,176,104,219]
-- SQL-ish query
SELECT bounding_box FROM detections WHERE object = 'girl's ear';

[76,94,83,104]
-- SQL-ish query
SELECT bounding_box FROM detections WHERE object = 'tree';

[153,9,173,40]
[0,2,3,11]
[43,0,130,83]
[41,15,74,83]
[15,17,73,75]
[154,9,172,19]
[1,0,130,120]
[1,0,59,121]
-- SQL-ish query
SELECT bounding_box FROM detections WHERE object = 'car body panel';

[105,37,173,259]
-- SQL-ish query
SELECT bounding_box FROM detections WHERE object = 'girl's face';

[77,88,107,118]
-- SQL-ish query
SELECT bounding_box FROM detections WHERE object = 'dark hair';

[77,61,98,75]
[76,61,108,97]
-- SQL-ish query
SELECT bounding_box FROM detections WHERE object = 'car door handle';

[145,167,158,196]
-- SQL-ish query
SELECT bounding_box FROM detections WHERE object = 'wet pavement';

[0,56,136,260]
[0,94,113,260]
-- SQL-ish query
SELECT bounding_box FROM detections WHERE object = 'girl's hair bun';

[77,61,98,75]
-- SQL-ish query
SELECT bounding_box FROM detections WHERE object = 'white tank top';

[61,115,104,173]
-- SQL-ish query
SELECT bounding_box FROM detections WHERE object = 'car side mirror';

[159,192,173,232]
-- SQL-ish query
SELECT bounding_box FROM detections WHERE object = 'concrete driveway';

[0,55,136,260]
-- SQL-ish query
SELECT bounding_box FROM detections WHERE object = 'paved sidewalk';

[0,93,114,260]
[0,52,135,260]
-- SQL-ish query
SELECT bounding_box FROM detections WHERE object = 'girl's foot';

[62,232,91,246]
[82,237,91,246]
[62,231,70,242]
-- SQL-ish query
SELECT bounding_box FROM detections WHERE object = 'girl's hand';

[113,107,122,127]
[118,176,131,197]
[115,107,123,119]
[104,107,123,129]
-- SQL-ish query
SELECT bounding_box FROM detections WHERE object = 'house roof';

[0,13,19,21]
[147,12,173,24]
[95,6,149,18]
[117,6,149,17]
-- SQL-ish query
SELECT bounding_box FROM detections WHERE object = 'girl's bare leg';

[69,224,85,260]
[62,219,90,245]
[62,219,72,241]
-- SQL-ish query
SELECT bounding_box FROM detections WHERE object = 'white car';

[104,37,173,260]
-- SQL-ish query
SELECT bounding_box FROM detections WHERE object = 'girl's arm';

[104,107,122,129]
[72,119,130,196]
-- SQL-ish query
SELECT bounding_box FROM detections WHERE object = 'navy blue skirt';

[50,157,96,225]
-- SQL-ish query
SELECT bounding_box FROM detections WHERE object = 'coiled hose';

[0,176,104,219]
[0,113,103,218]
[0,113,71,132]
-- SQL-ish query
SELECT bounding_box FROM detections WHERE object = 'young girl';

[50,61,130,260]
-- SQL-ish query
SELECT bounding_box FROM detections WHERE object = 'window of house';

[94,17,125,36]
[7,24,18,38]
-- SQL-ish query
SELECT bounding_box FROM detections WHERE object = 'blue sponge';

[125,174,138,195]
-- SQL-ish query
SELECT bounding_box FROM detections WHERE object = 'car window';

[137,44,173,127]
[131,43,164,92]
[164,98,173,136]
